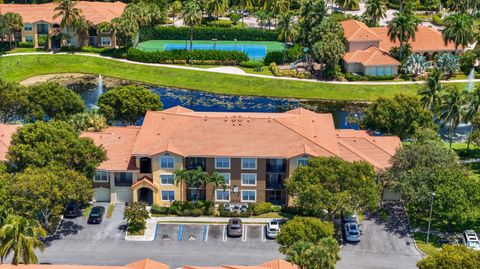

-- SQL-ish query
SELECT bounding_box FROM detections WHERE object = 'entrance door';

[138,188,153,205]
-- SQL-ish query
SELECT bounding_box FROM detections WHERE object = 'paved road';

[337,203,423,269]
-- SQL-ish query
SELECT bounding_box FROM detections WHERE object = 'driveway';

[337,202,424,269]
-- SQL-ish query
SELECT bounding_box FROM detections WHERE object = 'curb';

[402,202,428,257]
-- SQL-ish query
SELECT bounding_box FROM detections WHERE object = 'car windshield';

[468,241,480,248]
[349,231,359,236]
[90,209,102,216]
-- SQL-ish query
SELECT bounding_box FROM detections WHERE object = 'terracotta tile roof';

[81,126,140,171]
[0,124,20,161]
[126,259,169,269]
[371,26,457,52]
[183,260,298,269]
[260,259,298,269]
[132,107,339,159]
[131,176,160,190]
[0,1,126,25]
[341,19,381,42]
[0,265,128,269]
[343,46,400,66]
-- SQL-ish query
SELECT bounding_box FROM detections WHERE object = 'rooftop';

[340,19,381,42]
[343,46,401,66]
[0,124,20,161]
[0,1,126,25]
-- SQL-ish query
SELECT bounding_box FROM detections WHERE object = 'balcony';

[186,157,206,171]
[266,182,285,189]
[266,159,287,172]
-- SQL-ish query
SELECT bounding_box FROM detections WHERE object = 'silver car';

[344,222,361,242]
[267,220,281,239]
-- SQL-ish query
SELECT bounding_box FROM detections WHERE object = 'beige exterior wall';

[348,41,380,52]
[150,153,184,206]
[344,62,365,74]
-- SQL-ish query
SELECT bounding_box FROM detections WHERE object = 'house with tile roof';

[0,1,126,49]
[340,19,459,76]
[0,106,401,205]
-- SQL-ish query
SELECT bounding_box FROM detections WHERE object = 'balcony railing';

[266,182,285,189]
[266,164,286,172]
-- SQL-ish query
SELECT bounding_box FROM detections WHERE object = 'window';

[161,190,175,201]
[297,158,308,166]
[241,190,256,202]
[24,36,34,43]
[114,172,132,187]
[385,66,392,75]
[36,24,49,35]
[160,156,175,169]
[218,172,230,185]
[100,36,111,46]
[160,174,174,185]
[215,157,230,169]
[241,173,257,186]
[241,158,257,170]
[139,157,152,173]
[93,171,108,182]
[215,189,230,202]
[24,24,33,31]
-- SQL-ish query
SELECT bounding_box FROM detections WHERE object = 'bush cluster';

[150,201,214,216]
[206,20,233,28]
[431,14,444,26]
[264,51,285,65]
[18,42,34,48]
[252,202,281,216]
[239,61,263,68]
[127,48,248,65]
[269,63,313,79]
[345,73,396,81]
[218,203,253,217]
[140,26,278,42]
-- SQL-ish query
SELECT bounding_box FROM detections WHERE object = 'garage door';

[94,188,111,202]
[116,189,132,203]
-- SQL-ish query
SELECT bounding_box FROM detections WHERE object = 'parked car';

[463,230,480,250]
[266,220,281,239]
[227,218,242,237]
[63,201,81,218]
[344,222,361,242]
[87,206,105,224]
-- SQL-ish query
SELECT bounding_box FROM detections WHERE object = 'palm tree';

[440,87,466,147]
[365,0,387,26]
[418,68,443,117]
[387,11,420,60]
[336,0,360,11]
[269,0,290,27]
[69,110,108,132]
[169,1,183,25]
[208,0,228,18]
[237,0,253,27]
[285,241,311,269]
[443,14,474,54]
[277,11,298,46]
[3,13,23,50]
[0,215,47,265]
[74,16,92,47]
[53,0,82,46]
[182,0,203,51]
[174,167,208,201]
[207,172,227,200]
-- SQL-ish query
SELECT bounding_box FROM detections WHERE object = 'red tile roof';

[341,19,381,42]
[0,124,20,161]
[343,46,400,66]
[0,1,126,25]
[126,259,169,269]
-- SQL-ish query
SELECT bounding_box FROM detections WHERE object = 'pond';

[78,85,364,130]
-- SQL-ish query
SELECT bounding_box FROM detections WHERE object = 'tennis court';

[138,40,285,60]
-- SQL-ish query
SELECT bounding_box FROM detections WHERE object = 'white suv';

[463,230,480,250]
[266,220,281,239]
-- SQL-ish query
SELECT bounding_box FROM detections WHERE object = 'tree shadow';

[367,201,412,239]
[43,219,85,246]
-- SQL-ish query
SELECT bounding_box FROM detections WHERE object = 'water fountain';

[467,68,476,92]
[89,74,103,109]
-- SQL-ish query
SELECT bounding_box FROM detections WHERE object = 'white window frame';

[215,189,230,202]
[297,157,308,166]
[24,23,33,31]
[218,172,230,186]
[241,190,256,202]
[161,190,175,201]
[93,170,109,182]
[100,36,112,46]
[215,157,231,169]
[160,156,175,169]
[241,173,257,186]
[160,173,174,185]
[241,158,257,170]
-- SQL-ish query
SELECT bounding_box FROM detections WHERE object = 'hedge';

[269,63,313,79]
[18,42,34,48]
[127,47,249,65]
[140,26,278,42]
[345,73,396,81]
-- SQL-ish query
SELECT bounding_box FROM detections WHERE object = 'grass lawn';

[2,48,46,54]
[413,231,442,256]
[82,206,92,219]
[127,229,145,236]
[106,203,115,218]
[1,54,445,101]
[138,40,285,52]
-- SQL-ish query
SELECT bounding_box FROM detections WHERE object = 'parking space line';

[261,225,266,242]
[222,225,227,242]
[242,225,247,242]
[153,223,159,240]
[203,224,208,241]
[178,224,184,241]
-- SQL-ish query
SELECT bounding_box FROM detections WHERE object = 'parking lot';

[154,223,269,243]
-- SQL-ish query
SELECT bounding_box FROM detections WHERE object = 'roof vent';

[118,136,122,139]
[157,132,160,136]
[204,116,207,121]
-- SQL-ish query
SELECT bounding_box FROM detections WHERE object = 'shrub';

[37,35,47,47]
[165,201,214,216]
[59,45,81,52]
[81,46,108,53]
[124,202,150,234]
[18,42,34,48]
[218,203,252,217]
[140,26,278,42]
[264,51,285,65]
[269,63,313,79]
[431,14,444,26]
[252,202,273,216]
[206,20,233,28]
[127,48,248,65]
[239,61,263,68]
[150,205,169,215]
[230,13,241,24]
[345,73,396,81]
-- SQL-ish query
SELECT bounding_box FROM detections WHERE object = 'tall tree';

[276,217,335,252]
[440,87,466,147]
[208,0,228,18]
[169,1,183,25]
[443,14,474,53]
[53,0,82,45]
[336,0,359,11]
[68,110,108,132]
[298,0,327,47]
[418,68,444,116]
[285,239,340,269]
[207,172,227,200]
[174,167,209,201]
[0,79,29,123]
[387,11,420,60]
[364,0,387,26]
[182,0,203,51]
[237,0,253,27]
[97,85,162,125]
[0,215,46,265]
[418,245,480,269]
[3,13,23,49]
[74,15,92,47]
[277,11,298,45]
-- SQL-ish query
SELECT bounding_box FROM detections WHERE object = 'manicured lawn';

[413,231,442,256]
[138,40,285,52]
[1,48,46,54]
[1,54,468,101]
[106,203,115,218]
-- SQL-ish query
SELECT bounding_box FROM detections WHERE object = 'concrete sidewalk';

[153,216,283,223]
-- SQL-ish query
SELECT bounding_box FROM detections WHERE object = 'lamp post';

[426,192,436,244]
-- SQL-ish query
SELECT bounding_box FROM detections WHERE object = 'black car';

[63,201,81,218]
[87,206,105,224]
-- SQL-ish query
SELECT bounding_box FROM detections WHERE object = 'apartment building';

[0,106,401,206]
[0,1,126,49]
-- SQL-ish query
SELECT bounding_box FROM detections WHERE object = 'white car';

[344,222,361,242]
[463,230,480,250]
[266,220,281,239]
